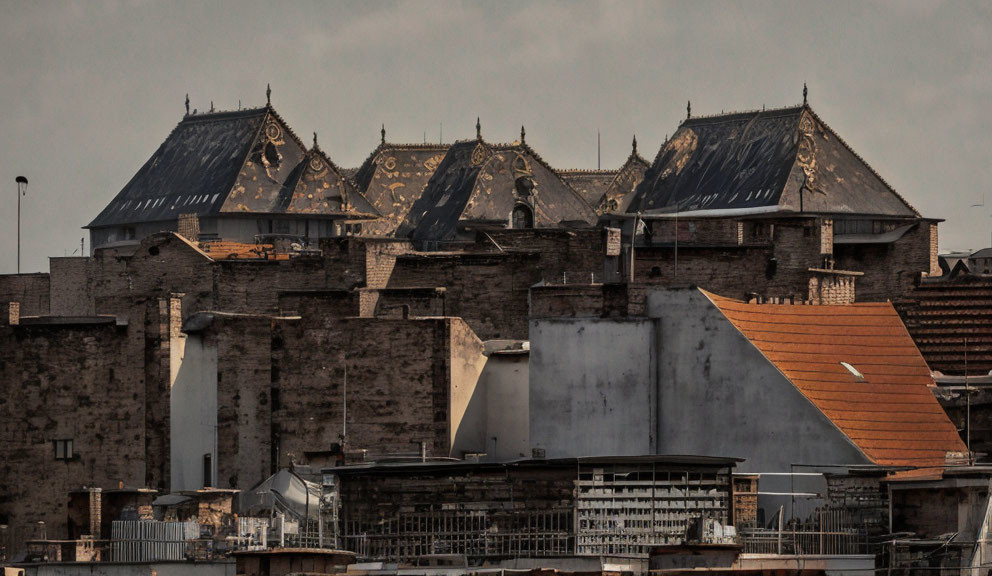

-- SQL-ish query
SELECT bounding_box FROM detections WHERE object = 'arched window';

[511,204,534,229]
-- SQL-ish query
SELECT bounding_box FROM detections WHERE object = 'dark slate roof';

[559,138,650,215]
[626,105,919,218]
[560,170,617,206]
[400,138,599,243]
[351,143,449,236]
[89,106,376,228]
[972,248,992,259]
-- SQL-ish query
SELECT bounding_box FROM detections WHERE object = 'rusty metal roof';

[627,105,919,218]
[705,291,966,468]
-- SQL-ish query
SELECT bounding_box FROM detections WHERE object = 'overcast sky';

[1,0,990,273]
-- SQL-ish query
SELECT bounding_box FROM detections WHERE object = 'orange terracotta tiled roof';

[704,291,966,469]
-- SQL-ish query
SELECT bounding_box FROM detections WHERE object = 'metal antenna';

[15,176,28,274]
[597,130,601,170]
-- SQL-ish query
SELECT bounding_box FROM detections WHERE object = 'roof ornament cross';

[266,83,272,106]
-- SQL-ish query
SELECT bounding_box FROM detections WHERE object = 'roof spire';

[803,82,808,106]
[185,94,190,116]
[209,101,214,113]
[313,131,318,149]
[266,83,271,106]
[476,117,481,140]
[381,124,386,145]
[632,134,638,155]
[687,100,691,119]
[520,125,526,143]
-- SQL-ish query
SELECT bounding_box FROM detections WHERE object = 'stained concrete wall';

[170,332,218,491]
[482,351,530,460]
[449,319,488,457]
[647,289,868,473]
[528,287,872,517]
[529,318,657,458]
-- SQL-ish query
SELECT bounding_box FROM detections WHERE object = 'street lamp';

[15,176,28,274]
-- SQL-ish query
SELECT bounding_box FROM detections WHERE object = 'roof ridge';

[679,104,805,127]
[557,168,620,175]
[803,106,921,217]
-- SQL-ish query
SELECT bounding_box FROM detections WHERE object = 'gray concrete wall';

[170,332,218,491]
[529,318,657,458]
[482,352,530,460]
[647,289,869,473]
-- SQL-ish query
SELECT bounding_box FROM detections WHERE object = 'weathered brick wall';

[385,230,607,340]
[834,222,934,302]
[367,288,446,319]
[278,290,359,318]
[271,317,456,463]
[50,258,94,316]
[529,283,636,318]
[632,245,775,301]
[648,218,741,245]
[0,321,145,553]
[0,273,50,316]
[808,274,857,305]
[209,315,275,490]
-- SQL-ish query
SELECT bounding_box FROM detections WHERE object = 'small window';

[840,361,865,382]
[54,439,73,461]
[511,204,534,229]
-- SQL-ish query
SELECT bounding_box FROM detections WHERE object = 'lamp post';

[15,176,28,274]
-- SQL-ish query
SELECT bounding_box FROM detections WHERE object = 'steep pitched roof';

[401,137,599,243]
[705,291,966,468]
[277,146,379,218]
[627,105,919,218]
[895,275,992,377]
[88,106,376,228]
[560,139,650,215]
[350,142,449,236]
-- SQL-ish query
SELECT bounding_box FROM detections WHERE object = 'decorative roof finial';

[687,100,691,119]
[185,93,190,116]
[313,131,318,149]
[803,82,808,106]
[632,134,638,154]
[209,101,214,113]
[520,125,526,143]
[381,124,386,145]
[266,83,272,106]
[476,117,481,140]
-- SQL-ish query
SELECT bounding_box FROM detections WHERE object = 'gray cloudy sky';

[1,0,990,273]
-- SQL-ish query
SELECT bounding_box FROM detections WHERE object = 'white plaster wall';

[170,333,218,491]
[529,318,657,458]
[483,353,530,460]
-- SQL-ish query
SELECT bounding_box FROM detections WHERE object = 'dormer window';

[512,204,534,229]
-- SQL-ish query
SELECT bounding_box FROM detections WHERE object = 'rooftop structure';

[399,125,598,245]
[626,104,919,219]
[87,103,377,250]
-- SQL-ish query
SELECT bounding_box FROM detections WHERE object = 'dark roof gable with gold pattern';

[560,138,650,215]
[88,105,376,229]
[625,105,919,218]
[350,141,449,236]
[400,136,599,243]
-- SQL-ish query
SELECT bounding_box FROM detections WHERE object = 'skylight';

[840,362,865,382]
